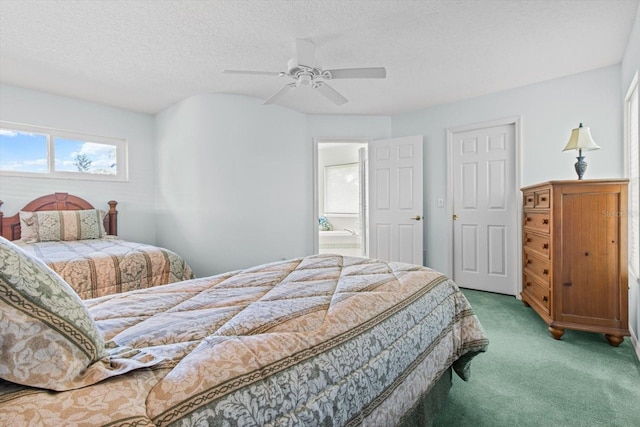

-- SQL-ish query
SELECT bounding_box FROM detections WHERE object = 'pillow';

[19,209,108,243]
[0,237,160,391]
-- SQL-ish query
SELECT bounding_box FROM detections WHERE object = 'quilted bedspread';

[0,254,488,426]
[15,238,194,299]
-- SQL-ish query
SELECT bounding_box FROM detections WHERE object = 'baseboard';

[631,328,640,363]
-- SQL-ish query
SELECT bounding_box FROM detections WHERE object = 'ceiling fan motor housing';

[287,57,325,84]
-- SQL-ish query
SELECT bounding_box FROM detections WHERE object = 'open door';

[369,136,424,264]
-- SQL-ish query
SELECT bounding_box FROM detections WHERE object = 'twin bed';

[0,193,489,426]
[0,193,193,299]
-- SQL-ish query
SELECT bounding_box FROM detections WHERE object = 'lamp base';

[575,156,587,180]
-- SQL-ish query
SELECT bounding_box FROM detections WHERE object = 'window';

[626,72,639,280]
[0,122,127,181]
[324,162,359,214]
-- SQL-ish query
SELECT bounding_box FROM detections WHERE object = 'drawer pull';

[563,282,572,287]
[542,269,549,275]
[525,282,531,287]
[526,217,532,222]
[542,243,549,249]
[540,197,547,201]
[527,259,532,264]
[542,296,548,302]
[526,238,531,243]
[542,219,549,225]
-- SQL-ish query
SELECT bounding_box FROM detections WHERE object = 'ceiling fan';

[223,39,386,106]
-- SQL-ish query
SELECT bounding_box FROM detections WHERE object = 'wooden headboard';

[0,193,118,241]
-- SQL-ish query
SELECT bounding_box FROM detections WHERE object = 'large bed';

[0,193,194,299]
[0,236,488,426]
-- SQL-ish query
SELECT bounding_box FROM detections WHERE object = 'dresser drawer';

[523,192,535,208]
[523,274,550,315]
[524,251,551,286]
[523,231,550,259]
[535,190,550,208]
[523,189,550,209]
[523,211,550,233]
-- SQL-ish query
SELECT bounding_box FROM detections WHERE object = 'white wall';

[155,93,309,277]
[306,115,391,141]
[391,65,623,275]
[154,103,392,277]
[0,84,157,244]
[621,6,640,355]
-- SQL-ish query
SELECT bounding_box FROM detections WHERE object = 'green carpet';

[433,289,640,427]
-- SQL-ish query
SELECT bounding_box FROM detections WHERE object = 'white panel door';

[452,124,516,295]
[369,135,423,264]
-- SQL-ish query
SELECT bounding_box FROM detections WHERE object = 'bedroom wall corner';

[154,93,309,277]
[0,84,157,244]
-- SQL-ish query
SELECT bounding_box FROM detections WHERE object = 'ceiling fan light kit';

[223,38,387,106]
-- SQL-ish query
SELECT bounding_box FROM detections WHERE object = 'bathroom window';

[0,121,127,181]
[324,162,359,214]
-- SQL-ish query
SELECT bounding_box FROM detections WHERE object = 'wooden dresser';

[521,179,629,346]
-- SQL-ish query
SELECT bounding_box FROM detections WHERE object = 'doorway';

[313,135,425,264]
[314,140,369,257]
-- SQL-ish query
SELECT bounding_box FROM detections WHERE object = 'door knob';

[410,215,423,221]
[453,214,458,221]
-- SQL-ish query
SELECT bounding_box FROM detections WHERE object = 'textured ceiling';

[0,0,638,115]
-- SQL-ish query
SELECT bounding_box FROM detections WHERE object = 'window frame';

[323,162,360,216]
[0,121,128,182]
[624,71,639,282]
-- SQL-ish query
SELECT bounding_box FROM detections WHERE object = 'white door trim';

[446,116,523,296]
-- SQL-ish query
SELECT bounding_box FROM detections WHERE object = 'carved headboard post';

[54,192,69,209]
[108,200,118,236]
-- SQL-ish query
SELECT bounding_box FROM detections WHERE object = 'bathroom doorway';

[313,139,369,257]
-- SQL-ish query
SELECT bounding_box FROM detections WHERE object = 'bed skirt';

[399,367,453,427]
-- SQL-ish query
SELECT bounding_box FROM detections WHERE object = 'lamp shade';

[562,123,600,152]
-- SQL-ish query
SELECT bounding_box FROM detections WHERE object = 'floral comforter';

[15,238,194,299]
[0,254,488,426]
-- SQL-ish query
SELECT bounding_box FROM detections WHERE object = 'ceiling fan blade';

[296,38,316,68]
[264,83,296,105]
[325,67,387,79]
[314,82,348,105]
[223,69,282,76]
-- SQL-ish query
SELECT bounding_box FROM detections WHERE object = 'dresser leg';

[605,334,624,347]
[548,326,565,340]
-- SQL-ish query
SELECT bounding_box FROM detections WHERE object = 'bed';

[0,237,489,427]
[0,193,194,299]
